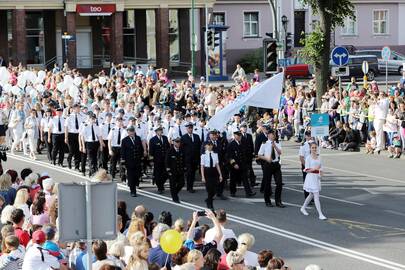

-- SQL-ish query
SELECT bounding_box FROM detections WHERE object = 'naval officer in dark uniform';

[121,125,144,197]
[149,126,170,194]
[166,137,185,203]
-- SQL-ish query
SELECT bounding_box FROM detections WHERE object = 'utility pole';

[191,0,196,77]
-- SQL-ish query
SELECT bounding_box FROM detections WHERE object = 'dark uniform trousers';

[263,161,283,204]
[100,140,109,170]
[82,141,99,176]
[204,167,219,209]
[229,167,252,196]
[44,132,53,161]
[127,167,141,194]
[216,162,227,197]
[167,148,185,201]
[67,133,80,169]
[185,161,198,191]
[110,146,121,178]
[52,133,64,165]
[154,161,167,191]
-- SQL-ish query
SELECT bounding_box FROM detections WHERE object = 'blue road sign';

[331,46,349,66]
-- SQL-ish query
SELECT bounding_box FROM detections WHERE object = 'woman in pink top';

[30,193,50,225]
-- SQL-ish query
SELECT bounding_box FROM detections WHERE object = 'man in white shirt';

[22,230,60,270]
[257,128,284,208]
[204,209,236,255]
[373,92,389,152]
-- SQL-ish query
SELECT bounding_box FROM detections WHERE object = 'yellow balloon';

[160,229,183,254]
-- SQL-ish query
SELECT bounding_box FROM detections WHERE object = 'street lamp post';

[62,32,73,64]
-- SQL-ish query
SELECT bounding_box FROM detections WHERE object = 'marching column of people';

[5,102,291,211]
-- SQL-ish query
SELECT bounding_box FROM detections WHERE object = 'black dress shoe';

[188,189,196,193]
[265,202,274,207]
[68,164,72,169]
[58,164,65,168]
[276,203,286,208]
[246,192,256,198]
[131,193,137,197]
[173,199,180,203]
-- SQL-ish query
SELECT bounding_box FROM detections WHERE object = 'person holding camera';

[184,210,223,256]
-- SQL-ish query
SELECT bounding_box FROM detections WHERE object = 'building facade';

[213,0,405,72]
[0,0,214,73]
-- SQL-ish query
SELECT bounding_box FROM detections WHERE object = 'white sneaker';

[300,207,309,216]
[319,215,327,220]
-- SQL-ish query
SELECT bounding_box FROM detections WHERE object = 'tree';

[300,0,355,107]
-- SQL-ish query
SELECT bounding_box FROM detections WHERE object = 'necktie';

[91,125,96,141]
[159,136,163,144]
[117,128,121,145]
[75,114,79,130]
[213,140,217,147]
[201,129,204,141]
[209,152,213,168]
[178,126,182,137]
[58,117,62,132]
[271,143,276,161]
[108,123,111,134]
[190,134,193,142]
[96,119,99,125]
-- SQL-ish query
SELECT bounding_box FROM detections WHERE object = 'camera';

[197,211,206,217]
[0,145,9,152]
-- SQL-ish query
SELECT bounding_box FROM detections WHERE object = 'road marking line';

[385,210,405,217]
[7,154,405,270]
[284,187,365,206]
[282,158,405,184]
[228,197,312,208]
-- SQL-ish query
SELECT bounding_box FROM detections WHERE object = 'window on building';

[243,12,259,37]
[341,15,356,35]
[146,10,156,61]
[213,12,225,25]
[26,12,45,65]
[123,10,135,60]
[169,9,180,63]
[373,10,388,34]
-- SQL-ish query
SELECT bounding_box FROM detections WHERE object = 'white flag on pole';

[207,72,284,131]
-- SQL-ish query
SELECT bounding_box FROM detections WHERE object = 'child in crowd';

[365,131,377,154]
[388,134,402,158]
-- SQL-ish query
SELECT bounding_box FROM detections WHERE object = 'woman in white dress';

[9,103,25,154]
[300,142,327,220]
[24,109,39,160]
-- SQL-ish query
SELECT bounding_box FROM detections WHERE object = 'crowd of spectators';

[0,167,324,270]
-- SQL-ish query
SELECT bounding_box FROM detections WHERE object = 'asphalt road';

[3,142,405,270]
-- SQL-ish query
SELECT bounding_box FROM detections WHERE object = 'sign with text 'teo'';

[331,46,349,66]
[311,113,330,137]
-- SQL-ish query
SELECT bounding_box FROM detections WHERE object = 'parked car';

[330,55,379,80]
[283,57,312,78]
[355,49,405,74]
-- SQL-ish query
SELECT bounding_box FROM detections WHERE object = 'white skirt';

[303,172,321,193]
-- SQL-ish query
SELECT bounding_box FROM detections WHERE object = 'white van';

[355,49,405,74]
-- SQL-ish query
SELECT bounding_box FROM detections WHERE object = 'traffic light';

[207,30,214,47]
[264,39,278,73]
[213,31,220,48]
[285,32,293,57]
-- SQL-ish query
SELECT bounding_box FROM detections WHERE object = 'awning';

[76,4,116,16]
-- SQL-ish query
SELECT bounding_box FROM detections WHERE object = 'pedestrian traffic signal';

[207,30,214,47]
[285,32,293,57]
[264,39,278,74]
[213,31,221,48]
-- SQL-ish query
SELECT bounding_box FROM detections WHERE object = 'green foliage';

[238,48,263,74]
[299,26,325,67]
[300,0,356,29]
